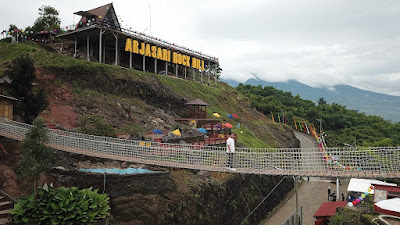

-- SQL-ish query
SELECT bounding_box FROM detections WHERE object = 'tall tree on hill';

[32,5,61,32]
[18,117,56,196]
[318,97,327,105]
[5,54,48,123]
[8,24,18,33]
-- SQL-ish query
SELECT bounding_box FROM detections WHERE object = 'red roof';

[313,201,347,217]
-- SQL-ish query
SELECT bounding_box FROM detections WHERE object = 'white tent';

[347,178,397,195]
[375,198,400,213]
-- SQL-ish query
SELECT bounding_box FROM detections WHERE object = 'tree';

[32,5,61,32]
[8,24,18,33]
[5,54,48,123]
[317,97,327,105]
[207,63,223,80]
[18,117,56,195]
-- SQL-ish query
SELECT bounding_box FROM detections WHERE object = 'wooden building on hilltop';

[56,3,219,84]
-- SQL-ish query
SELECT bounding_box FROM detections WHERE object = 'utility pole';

[316,118,323,136]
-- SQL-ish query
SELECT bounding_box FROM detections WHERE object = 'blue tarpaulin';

[198,128,207,133]
[80,168,155,174]
[152,129,163,134]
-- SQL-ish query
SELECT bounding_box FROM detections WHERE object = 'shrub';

[11,184,110,225]
[78,115,116,137]
[118,124,144,135]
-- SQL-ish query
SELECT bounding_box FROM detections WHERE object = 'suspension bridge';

[0,119,399,178]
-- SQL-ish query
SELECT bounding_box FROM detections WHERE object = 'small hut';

[186,98,209,119]
[175,98,218,128]
[0,94,18,120]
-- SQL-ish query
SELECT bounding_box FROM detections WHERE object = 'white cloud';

[1,0,400,96]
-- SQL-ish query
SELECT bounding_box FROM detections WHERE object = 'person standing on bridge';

[226,132,236,171]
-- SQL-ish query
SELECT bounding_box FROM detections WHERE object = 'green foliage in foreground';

[11,184,110,225]
[236,84,400,147]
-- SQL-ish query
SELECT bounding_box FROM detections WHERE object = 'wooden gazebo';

[186,99,209,118]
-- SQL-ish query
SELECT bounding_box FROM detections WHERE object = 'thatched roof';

[75,3,120,30]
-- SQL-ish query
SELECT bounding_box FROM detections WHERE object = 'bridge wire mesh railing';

[0,119,399,175]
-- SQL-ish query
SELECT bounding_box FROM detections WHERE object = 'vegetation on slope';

[236,84,400,147]
[0,41,299,149]
[0,41,299,225]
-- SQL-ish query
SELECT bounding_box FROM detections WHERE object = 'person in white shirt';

[226,132,236,171]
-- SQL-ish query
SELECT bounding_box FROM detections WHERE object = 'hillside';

[223,77,400,122]
[0,41,299,224]
[0,42,300,148]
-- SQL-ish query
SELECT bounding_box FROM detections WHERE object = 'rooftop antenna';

[149,2,152,35]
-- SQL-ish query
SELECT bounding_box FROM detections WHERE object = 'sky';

[1,0,400,96]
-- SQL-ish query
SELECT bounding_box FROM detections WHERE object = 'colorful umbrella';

[152,129,163,135]
[227,114,233,119]
[172,129,181,136]
[213,124,222,128]
[213,113,221,118]
[224,123,233,128]
[197,128,207,133]
[232,114,238,119]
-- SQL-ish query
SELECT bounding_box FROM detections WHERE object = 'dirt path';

[262,132,349,225]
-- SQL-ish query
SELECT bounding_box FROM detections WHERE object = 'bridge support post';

[294,176,299,225]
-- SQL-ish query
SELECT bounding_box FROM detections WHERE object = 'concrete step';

[0,209,11,219]
[0,201,13,211]
[0,217,9,225]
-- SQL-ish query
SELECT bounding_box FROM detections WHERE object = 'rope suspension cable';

[239,176,288,225]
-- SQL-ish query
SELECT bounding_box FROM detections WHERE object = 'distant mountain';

[222,78,400,122]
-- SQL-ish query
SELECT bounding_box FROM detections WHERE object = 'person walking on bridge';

[226,132,236,171]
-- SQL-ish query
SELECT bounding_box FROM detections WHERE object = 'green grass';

[0,42,292,148]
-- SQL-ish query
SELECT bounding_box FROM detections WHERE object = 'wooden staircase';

[0,190,16,225]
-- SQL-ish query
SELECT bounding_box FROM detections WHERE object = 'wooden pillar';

[99,28,102,63]
[112,32,118,66]
[193,69,195,81]
[103,41,106,62]
[61,38,64,51]
[74,37,77,57]
[201,71,203,83]
[155,58,157,74]
[87,35,90,61]
[184,66,187,79]
[143,55,146,72]
[165,61,168,75]
[208,61,210,85]
[129,52,132,68]
[175,64,178,77]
